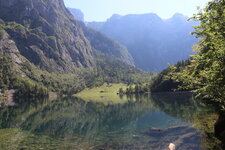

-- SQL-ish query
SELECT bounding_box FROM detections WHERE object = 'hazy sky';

[64,0,210,22]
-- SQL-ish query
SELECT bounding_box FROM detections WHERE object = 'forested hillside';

[150,60,190,93]
[0,0,151,98]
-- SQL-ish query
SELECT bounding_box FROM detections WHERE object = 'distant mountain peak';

[173,13,185,17]
[67,8,84,21]
[108,14,122,21]
[67,9,135,66]
[87,12,197,72]
[171,13,189,22]
[109,13,161,20]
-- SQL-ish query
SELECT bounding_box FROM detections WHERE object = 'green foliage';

[150,60,190,92]
[14,79,48,98]
[121,83,151,95]
[0,19,5,25]
[0,28,4,40]
[121,60,189,95]
[0,51,153,98]
[5,22,26,32]
[15,51,152,96]
[125,86,134,94]
[17,62,85,95]
[169,0,225,109]
[118,88,124,94]
[0,56,49,98]
[94,50,153,86]
[0,56,15,90]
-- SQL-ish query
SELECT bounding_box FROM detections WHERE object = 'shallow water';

[0,92,222,150]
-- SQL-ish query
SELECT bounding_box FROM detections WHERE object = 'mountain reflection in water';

[0,92,221,150]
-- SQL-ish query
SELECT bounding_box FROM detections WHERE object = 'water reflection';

[0,92,221,150]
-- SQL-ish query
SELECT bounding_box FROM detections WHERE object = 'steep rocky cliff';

[67,8,135,66]
[79,22,134,66]
[0,27,24,65]
[67,8,84,21]
[0,0,95,73]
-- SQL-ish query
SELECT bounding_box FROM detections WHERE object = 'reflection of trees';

[0,93,222,150]
[0,97,49,128]
[0,93,212,136]
[151,92,222,150]
[151,92,215,122]
[0,96,156,140]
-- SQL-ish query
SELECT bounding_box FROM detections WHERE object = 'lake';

[0,92,222,150]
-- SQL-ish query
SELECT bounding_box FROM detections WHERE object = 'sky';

[64,0,210,22]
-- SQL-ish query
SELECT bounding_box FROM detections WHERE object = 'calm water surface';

[0,93,221,150]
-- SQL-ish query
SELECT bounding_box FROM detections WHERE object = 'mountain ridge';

[88,13,198,72]
[0,0,147,95]
[67,8,84,21]
[67,9,135,66]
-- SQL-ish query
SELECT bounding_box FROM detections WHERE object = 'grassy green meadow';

[74,83,129,104]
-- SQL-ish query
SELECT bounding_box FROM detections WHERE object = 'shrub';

[0,29,4,40]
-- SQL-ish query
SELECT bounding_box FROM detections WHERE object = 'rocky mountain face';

[0,27,25,65]
[78,22,134,66]
[67,8,84,22]
[67,9,134,66]
[88,13,198,72]
[0,0,95,73]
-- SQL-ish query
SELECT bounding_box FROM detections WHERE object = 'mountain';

[0,0,147,95]
[88,13,198,72]
[67,9,134,66]
[67,8,84,21]
[78,22,134,66]
[0,0,94,73]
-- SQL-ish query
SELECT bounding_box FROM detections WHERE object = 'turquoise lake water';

[0,92,221,150]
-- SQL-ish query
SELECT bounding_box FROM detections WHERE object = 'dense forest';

[168,0,225,110]
[0,56,48,99]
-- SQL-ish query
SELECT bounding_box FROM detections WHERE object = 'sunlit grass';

[74,83,129,104]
